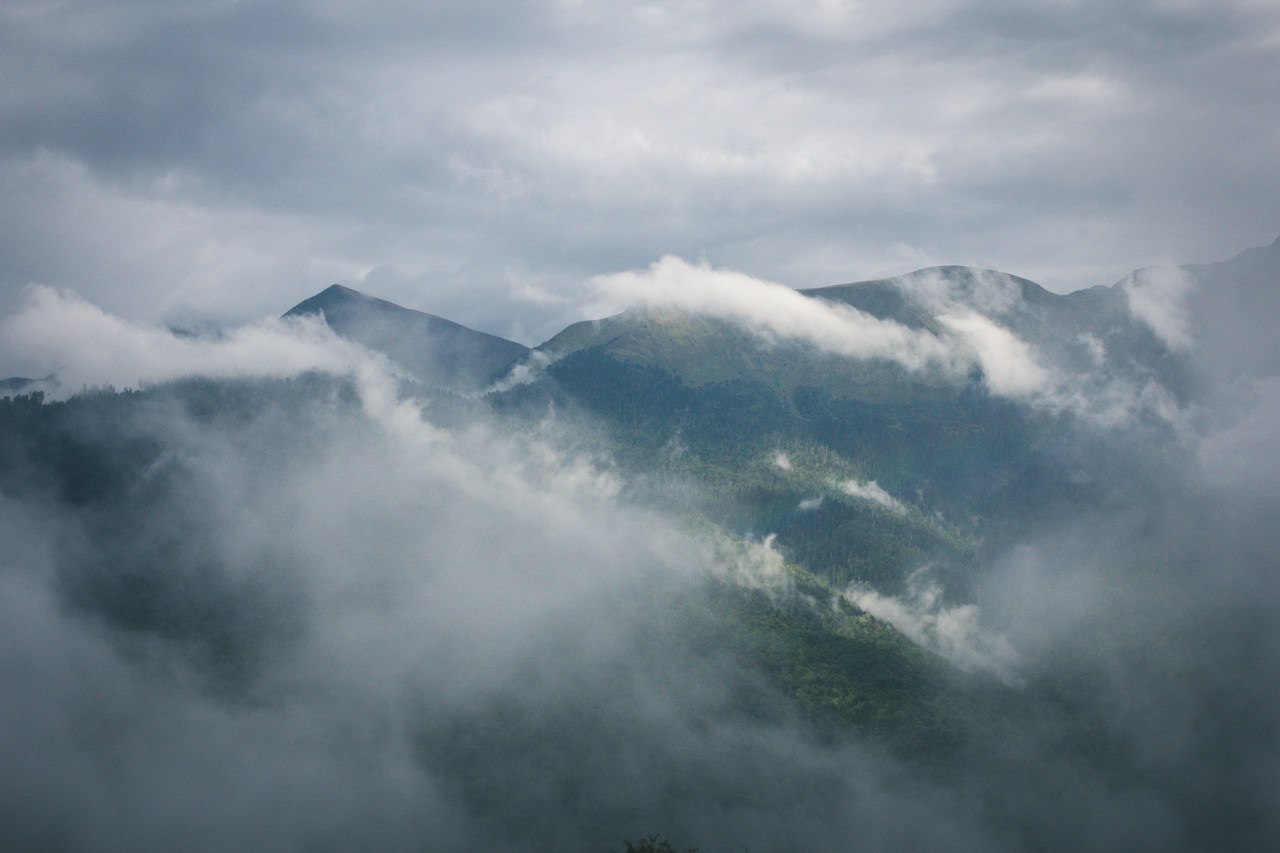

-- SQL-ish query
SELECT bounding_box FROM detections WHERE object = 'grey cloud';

[1197,377,1280,490]
[964,278,1280,849]
[844,570,1022,683]
[971,474,1280,851]
[0,298,1015,851]
[0,283,391,395]
[1123,265,1196,351]
[0,152,365,325]
[3,0,1277,343]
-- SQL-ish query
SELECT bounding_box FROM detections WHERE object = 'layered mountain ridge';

[2,237,1278,852]
[269,238,1276,593]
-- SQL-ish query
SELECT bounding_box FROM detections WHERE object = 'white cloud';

[587,254,1199,429]
[593,255,1055,399]
[712,533,795,595]
[837,479,905,513]
[0,285,393,398]
[591,256,953,372]
[1123,265,1197,352]
[937,310,1050,397]
[485,348,558,393]
[1077,333,1107,367]
[845,569,1022,683]
[892,267,1027,318]
[879,267,1053,396]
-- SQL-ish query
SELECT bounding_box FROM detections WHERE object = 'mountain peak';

[283,286,528,392]
[318,283,361,298]
[285,284,372,318]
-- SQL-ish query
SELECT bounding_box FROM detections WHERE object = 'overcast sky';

[2,0,1278,345]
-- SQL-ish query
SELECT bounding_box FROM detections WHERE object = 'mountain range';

[301,235,1277,402]
[277,239,1278,586]
[1,236,1278,852]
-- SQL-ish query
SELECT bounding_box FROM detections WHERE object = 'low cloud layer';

[0,297,1013,852]
[0,285,390,398]
[592,255,1049,397]
[591,254,1186,428]
[3,265,1280,850]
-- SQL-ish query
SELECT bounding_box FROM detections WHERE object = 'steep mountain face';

[285,284,529,393]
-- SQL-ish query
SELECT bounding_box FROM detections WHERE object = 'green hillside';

[487,262,1193,602]
[0,380,1011,767]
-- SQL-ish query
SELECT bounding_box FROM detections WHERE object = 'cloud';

[0,284,390,397]
[592,255,1056,398]
[1124,265,1197,352]
[891,266,1029,319]
[1077,333,1108,367]
[1196,376,1280,490]
[485,348,558,394]
[0,152,364,326]
[2,0,1278,340]
[4,263,1280,849]
[0,302,1011,851]
[844,568,1022,683]
[0,407,691,849]
[961,333,1280,848]
[591,256,952,371]
[936,310,1050,396]
[712,533,795,595]
[589,255,1195,428]
[837,479,906,513]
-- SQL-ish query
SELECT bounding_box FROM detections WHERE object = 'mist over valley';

[3,238,1280,851]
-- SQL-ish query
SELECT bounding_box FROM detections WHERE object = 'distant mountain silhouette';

[0,374,57,398]
[285,284,528,393]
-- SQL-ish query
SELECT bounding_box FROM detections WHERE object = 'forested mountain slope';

[490,260,1206,593]
[2,237,1278,852]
